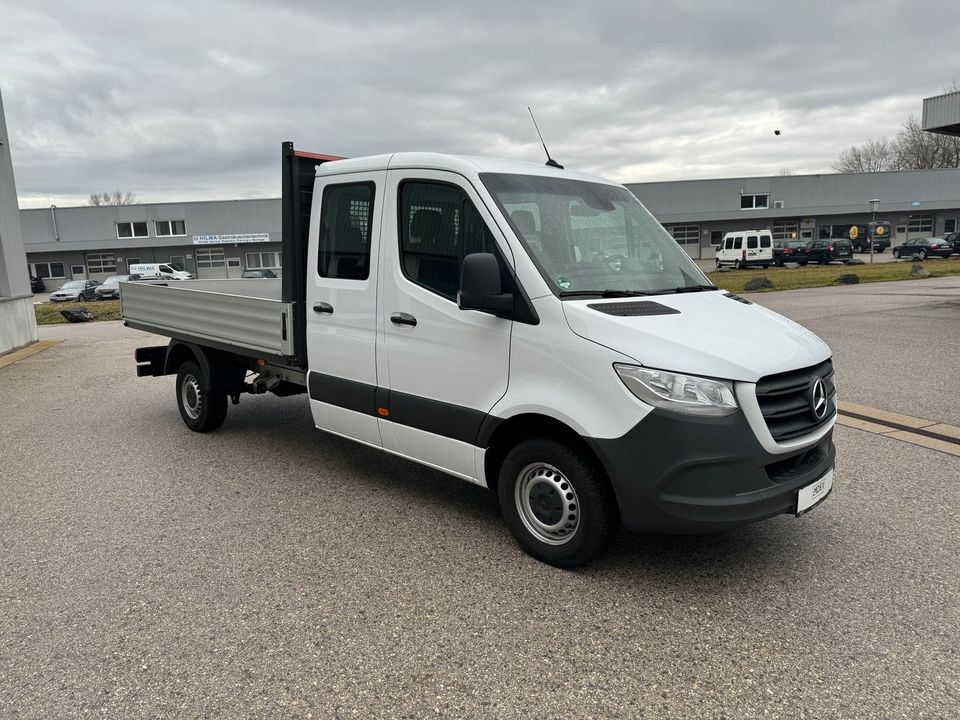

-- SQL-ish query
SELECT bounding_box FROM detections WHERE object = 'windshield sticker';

[555,275,572,289]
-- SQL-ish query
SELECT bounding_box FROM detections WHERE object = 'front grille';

[755,359,836,442]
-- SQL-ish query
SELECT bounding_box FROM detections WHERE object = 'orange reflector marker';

[377,407,390,417]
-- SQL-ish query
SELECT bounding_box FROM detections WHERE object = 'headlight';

[614,364,738,416]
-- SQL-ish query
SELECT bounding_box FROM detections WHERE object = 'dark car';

[797,238,853,265]
[938,231,960,255]
[892,238,954,260]
[772,240,807,266]
[241,268,278,278]
[30,275,45,293]
[94,274,142,299]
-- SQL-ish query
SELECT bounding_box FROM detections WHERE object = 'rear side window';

[399,181,497,300]
[733,237,743,250]
[760,236,771,248]
[318,182,375,280]
[747,236,758,249]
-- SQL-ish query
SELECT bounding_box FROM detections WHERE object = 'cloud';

[2,0,957,208]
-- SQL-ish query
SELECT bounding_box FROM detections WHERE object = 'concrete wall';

[0,89,39,354]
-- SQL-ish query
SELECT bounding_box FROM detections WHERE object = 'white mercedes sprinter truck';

[124,144,836,568]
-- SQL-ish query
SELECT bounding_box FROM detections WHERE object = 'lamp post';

[869,198,881,264]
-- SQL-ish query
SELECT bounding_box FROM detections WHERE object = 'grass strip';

[35,299,121,325]
[707,258,960,293]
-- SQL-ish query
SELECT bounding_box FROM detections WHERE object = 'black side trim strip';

[389,389,486,445]
[307,371,493,446]
[308,372,377,417]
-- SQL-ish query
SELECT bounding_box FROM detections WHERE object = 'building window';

[908,214,933,233]
[668,225,700,245]
[31,262,66,279]
[245,251,282,270]
[155,220,186,236]
[772,220,798,242]
[944,218,957,234]
[318,182,375,280]
[87,253,117,274]
[710,230,724,246]
[195,248,225,268]
[116,221,148,238]
[125,257,141,271]
[740,194,769,210]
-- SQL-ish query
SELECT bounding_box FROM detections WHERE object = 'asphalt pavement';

[1,279,958,719]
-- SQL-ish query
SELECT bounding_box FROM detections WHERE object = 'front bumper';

[586,409,835,534]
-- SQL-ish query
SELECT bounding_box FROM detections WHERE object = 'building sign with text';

[192,233,271,245]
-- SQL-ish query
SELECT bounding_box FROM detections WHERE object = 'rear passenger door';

[305,172,386,447]
[377,170,513,481]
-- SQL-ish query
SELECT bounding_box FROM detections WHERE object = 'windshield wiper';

[558,289,653,298]
[649,284,719,294]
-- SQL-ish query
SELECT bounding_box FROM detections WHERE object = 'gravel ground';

[1,284,958,719]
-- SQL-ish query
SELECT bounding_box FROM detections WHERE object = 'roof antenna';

[528,107,564,169]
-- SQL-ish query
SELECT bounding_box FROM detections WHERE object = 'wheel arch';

[482,412,608,496]
[164,341,245,393]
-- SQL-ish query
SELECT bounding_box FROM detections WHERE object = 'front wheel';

[77,294,86,302]
[893,248,901,259]
[176,360,228,432]
[715,258,721,268]
[498,438,619,568]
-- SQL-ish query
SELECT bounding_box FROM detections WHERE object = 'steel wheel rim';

[181,373,202,420]
[514,462,580,546]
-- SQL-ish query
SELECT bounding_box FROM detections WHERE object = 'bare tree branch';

[88,190,138,206]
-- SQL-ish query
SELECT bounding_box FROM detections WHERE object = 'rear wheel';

[774,257,784,267]
[918,250,927,260]
[498,438,619,568]
[799,261,808,267]
[176,360,228,432]
[761,264,769,269]
[734,260,743,270]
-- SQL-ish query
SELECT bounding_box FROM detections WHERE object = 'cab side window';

[399,181,497,300]
[318,182,375,280]
[733,237,743,250]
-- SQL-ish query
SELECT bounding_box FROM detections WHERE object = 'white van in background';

[716,230,774,269]
[128,262,193,280]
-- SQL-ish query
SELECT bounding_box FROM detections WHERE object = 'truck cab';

[127,147,837,567]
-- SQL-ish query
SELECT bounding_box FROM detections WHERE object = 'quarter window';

[398,181,497,300]
[740,194,769,210]
[116,222,148,238]
[155,220,186,236]
[318,182,375,280]
[87,252,117,274]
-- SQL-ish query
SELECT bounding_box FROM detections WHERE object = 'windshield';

[61,281,84,289]
[481,173,711,295]
[167,263,185,272]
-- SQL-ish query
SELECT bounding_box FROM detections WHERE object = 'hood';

[562,292,830,382]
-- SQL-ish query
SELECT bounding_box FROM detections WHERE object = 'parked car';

[848,221,891,253]
[49,279,100,302]
[772,240,806,266]
[892,238,954,260]
[937,231,960,255]
[30,275,45,293]
[241,269,278,278]
[95,274,142,299]
[797,239,853,265]
[715,229,774,269]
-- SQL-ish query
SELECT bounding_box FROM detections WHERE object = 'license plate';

[797,469,833,516]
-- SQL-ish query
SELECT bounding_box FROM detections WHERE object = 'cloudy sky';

[1,0,956,208]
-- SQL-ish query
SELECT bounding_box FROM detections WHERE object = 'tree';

[833,79,960,173]
[777,168,794,176]
[832,138,898,173]
[88,190,138,206]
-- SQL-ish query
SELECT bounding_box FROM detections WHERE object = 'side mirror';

[458,253,513,314]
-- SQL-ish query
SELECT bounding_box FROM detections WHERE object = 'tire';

[176,360,228,432]
[774,257,783,267]
[77,294,86,302]
[498,438,619,568]
[761,264,769,269]
[734,260,743,270]
[919,250,927,260]
[715,258,721,268]
[818,255,829,265]
[799,261,808,267]
[893,248,901,259]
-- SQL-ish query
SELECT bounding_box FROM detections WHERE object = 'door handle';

[390,312,417,327]
[313,302,334,315]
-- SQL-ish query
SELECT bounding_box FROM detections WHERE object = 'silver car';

[49,280,100,302]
